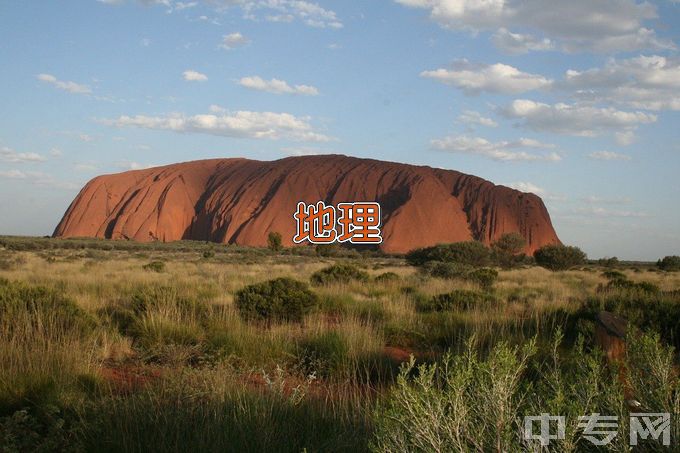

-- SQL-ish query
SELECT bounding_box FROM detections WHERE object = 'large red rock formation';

[53,155,561,254]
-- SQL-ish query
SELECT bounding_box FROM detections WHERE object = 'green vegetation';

[235,277,319,323]
[267,231,283,252]
[534,244,587,271]
[1,236,679,451]
[310,263,370,285]
[658,255,680,271]
[406,241,491,267]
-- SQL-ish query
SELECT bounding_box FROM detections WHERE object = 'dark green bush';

[235,278,319,323]
[202,250,215,259]
[310,264,369,286]
[406,241,490,267]
[533,244,586,271]
[466,268,498,290]
[657,255,680,271]
[600,278,660,295]
[417,290,496,312]
[597,256,619,267]
[420,261,472,280]
[142,261,166,273]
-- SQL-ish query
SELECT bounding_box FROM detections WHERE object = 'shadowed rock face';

[53,155,561,254]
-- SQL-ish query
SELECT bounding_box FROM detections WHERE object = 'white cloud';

[431,135,562,162]
[507,181,545,195]
[36,73,91,94]
[562,55,680,111]
[49,148,63,157]
[79,134,94,142]
[75,163,100,172]
[501,99,656,137]
[102,109,332,142]
[242,0,343,29]
[572,206,648,218]
[581,195,632,204]
[238,76,319,95]
[115,161,154,171]
[506,181,567,201]
[219,32,250,50]
[0,146,47,163]
[0,169,79,189]
[587,150,632,161]
[491,28,554,54]
[421,60,551,94]
[394,0,674,53]
[457,110,497,127]
[182,69,208,81]
[208,104,226,113]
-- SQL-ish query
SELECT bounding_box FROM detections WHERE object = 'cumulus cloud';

[101,109,332,142]
[506,181,566,200]
[115,161,155,170]
[238,76,319,95]
[491,28,554,54]
[421,60,551,94]
[219,32,250,50]
[0,146,47,163]
[457,110,497,127]
[562,55,680,111]
[36,73,91,94]
[182,70,208,81]
[588,150,632,161]
[431,135,561,162]
[501,99,656,137]
[394,0,674,53]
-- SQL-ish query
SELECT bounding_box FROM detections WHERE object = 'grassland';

[0,236,679,452]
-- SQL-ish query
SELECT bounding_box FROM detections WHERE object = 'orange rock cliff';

[53,155,561,254]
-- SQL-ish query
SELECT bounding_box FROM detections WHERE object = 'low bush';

[310,264,369,286]
[405,241,490,267]
[602,269,626,280]
[142,261,166,273]
[267,232,283,252]
[235,278,319,323]
[466,267,498,290]
[417,290,497,312]
[533,244,587,271]
[419,261,472,280]
[373,272,400,283]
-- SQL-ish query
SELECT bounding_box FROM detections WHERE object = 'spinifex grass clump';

[417,289,497,312]
[310,263,369,286]
[235,277,319,323]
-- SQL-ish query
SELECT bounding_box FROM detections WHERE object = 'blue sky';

[0,0,679,260]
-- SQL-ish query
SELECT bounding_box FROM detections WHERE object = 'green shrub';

[202,250,215,259]
[417,290,496,312]
[466,267,498,290]
[419,261,472,279]
[597,256,619,267]
[0,406,80,452]
[491,233,527,268]
[374,272,400,283]
[657,255,680,271]
[235,278,319,323]
[405,241,490,267]
[267,232,283,252]
[602,269,626,280]
[310,264,369,286]
[142,261,166,273]
[533,244,586,271]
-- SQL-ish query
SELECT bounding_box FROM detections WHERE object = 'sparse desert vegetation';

[0,236,679,451]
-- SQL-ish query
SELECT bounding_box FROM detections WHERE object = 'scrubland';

[0,236,679,452]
